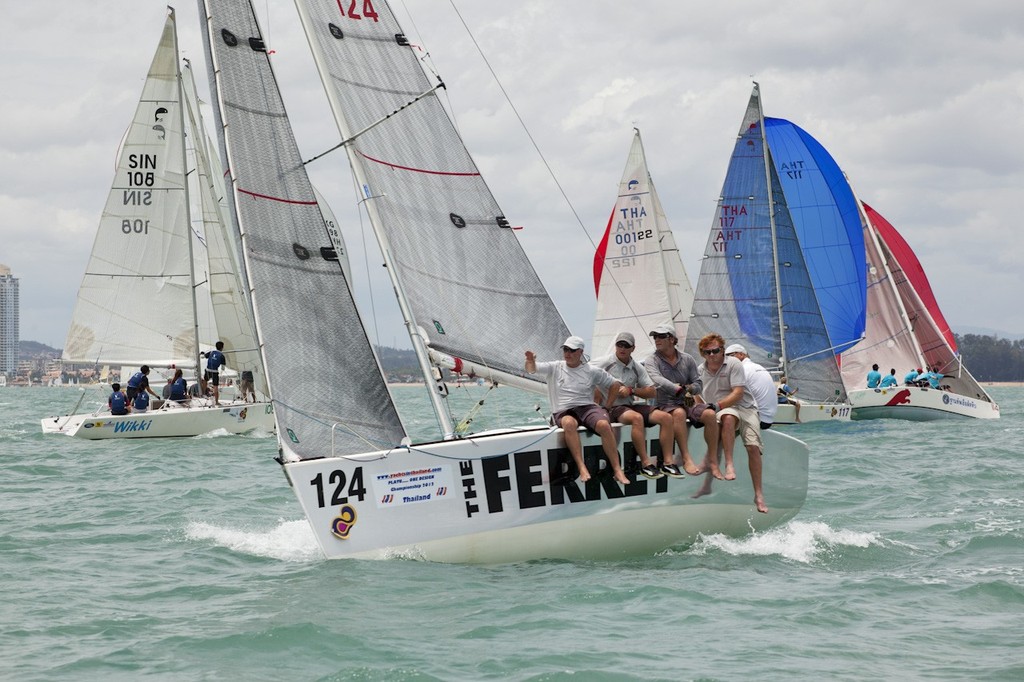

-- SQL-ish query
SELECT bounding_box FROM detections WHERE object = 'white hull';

[773,402,852,425]
[41,401,275,438]
[282,424,809,564]
[848,387,999,421]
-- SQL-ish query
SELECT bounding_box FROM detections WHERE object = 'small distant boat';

[41,9,273,438]
[686,84,850,424]
[842,203,999,420]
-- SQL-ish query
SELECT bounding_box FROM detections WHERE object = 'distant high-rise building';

[0,264,19,377]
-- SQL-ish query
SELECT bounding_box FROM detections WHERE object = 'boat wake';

[185,519,321,561]
[689,520,882,563]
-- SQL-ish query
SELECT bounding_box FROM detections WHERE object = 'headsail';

[685,85,845,403]
[593,129,693,359]
[181,59,267,398]
[764,117,866,355]
[63,12,198,368]
[199,0,407,457]
[292,0,570,393]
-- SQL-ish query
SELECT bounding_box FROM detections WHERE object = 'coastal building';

[0,264,19,378]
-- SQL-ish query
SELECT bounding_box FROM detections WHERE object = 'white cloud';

[2,0,1022,350]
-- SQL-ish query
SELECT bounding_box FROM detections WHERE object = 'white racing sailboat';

[591,128,694,360]
[842,202,999,420]
[685,85,851,424]
[41,8,274,439]
[200,0,810,563]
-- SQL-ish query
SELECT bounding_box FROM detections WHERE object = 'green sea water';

[2,385,1022,681]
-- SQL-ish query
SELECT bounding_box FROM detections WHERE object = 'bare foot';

[578,468,591,483]
[681,456,701,476]
[613,470,630,486]
[755,495,768,513]
[724,465,736,481]
[709,465,725,480]
[692,480,714,499]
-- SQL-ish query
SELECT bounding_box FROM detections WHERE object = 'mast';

[755,82,788,374]
[170,6,203,378]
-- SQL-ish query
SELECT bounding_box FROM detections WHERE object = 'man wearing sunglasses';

[590,331,674,480]
[696,333,768,513]
[643,324,719,477]
[525,336,630,485]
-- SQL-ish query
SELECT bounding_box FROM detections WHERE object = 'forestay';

[685,85,845,404]
[63,15,197,368]
[592,129,693,359]
[200,0,407,458]
[293,0,570,383]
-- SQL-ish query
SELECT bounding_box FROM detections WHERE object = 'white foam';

[691,520,883,563]
[185,519,322,561]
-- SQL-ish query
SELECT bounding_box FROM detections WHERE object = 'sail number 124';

[310,468,367,507]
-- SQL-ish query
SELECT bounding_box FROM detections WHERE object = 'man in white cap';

[643,323,719,477]
[525,336,630,485]
[725,343,778,429]
[590,331,674,480]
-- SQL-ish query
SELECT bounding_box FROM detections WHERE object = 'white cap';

[613,331,635,347]
[649,324,676,338]
[725,343,746,355]
[562,335,585,350]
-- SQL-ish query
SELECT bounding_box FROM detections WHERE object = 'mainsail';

[592,129,693,359]
[685,85,845,403]
[63,12,198,368]
[293,0,570,395]
[199,0,407,457]
[764,117,866,355]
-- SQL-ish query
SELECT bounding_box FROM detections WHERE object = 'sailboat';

[592,128,694,359]
[842,203,999,420]
[199,0,809,563]
[40,8,274,439]
[685,85,850,424]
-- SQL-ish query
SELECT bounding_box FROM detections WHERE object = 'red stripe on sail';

[359,151,481,177]
[593,209,615,296]
[237,187,318,205]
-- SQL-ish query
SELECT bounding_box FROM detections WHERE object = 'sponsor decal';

[113,419,153,433]
[331,504,357,539]
[372,466,455,508]
[885,389,912,407]
[942,393,977,409]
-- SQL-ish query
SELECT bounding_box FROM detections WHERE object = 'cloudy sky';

[3,0,1022,350]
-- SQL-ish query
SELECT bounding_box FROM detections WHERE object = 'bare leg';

[596,419,629,485]
[720,414,737,480]
[623,411,653,468]
[794,401,801,423]
[696,409,724,479]
[559,416,590,482]
[651,409,679,472]
[747,444,767,513]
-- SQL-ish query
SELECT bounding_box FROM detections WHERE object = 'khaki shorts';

[717,406,763,449]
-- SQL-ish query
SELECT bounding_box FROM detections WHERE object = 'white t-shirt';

[741,357,778,424]
[534,360,616,412]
